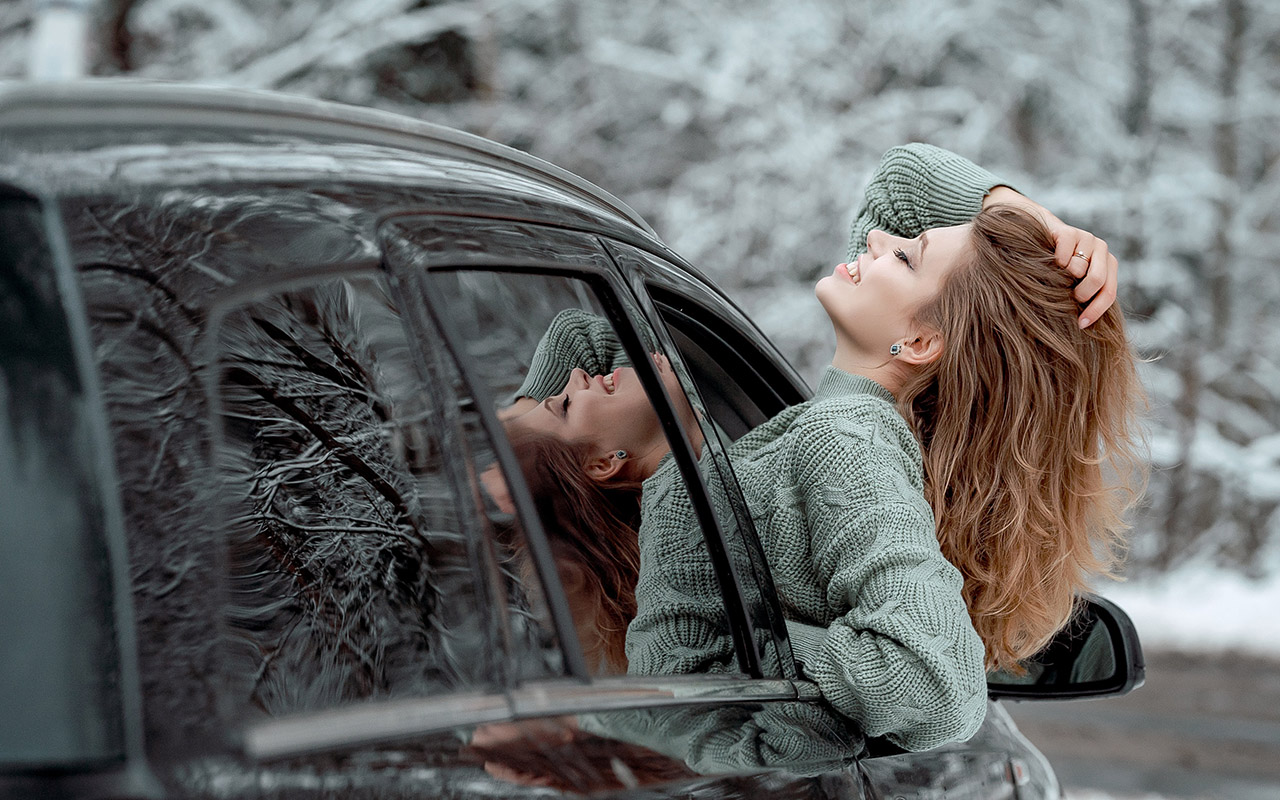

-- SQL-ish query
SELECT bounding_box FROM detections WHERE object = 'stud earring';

[889,343,902,356]
[615,450,628,459]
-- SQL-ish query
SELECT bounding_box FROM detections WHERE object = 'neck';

[633,426,704,480]
[830,341,904,397]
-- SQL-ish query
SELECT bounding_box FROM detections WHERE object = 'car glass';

[54,183,570,761]
[209,274,541,717]
[608,241,800,680]
[56,185,394,756]
[0,192,124,768]
[415,267,753,681]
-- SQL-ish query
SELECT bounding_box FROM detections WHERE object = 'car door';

[23,121,874,795]
[364,212,879,791]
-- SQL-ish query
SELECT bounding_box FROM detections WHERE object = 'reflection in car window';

[210,275,516,715]
[608,242,796,679]
[423,270,747,680]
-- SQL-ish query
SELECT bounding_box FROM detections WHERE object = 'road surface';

[1003,651,1280,799]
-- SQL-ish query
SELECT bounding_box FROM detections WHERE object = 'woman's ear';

[585,451,627,483]
[898,328,945,366]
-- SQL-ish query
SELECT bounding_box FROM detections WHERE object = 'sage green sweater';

[514,144,1002,755]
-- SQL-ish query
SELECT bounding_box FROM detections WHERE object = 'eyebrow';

[541,396,566,422]
[919,231,930,265]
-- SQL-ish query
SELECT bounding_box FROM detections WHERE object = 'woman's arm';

[849,144,1118,328]
[513,308,631,402]
[624,459,737,676]
[783,399,988,751]
[846,143,1004,260]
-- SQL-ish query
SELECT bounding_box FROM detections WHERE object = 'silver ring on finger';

[1072,251,1088,261]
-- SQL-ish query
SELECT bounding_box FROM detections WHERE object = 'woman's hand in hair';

[984,186,1119,329]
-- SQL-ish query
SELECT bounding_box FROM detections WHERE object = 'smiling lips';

[842,256,862,285]
[601,368,620,394]
[598,360,665,394]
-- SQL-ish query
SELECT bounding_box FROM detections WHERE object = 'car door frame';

[240,238,809,762]
[401,253,767,679]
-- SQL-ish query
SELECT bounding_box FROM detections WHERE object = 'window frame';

[620,244,811,417]
[237,255,807,761]
[233,227,821,762]
[603,241,815,682]
[402,258,768,680]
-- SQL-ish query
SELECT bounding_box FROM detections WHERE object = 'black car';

[0,81,1142,800]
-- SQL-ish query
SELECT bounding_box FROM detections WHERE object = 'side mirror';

[987,594,1144,700]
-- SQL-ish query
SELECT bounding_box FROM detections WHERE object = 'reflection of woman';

[502,430,641,675]
[505,144,1142,752]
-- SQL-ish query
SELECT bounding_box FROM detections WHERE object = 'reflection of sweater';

[515,143,1001,754]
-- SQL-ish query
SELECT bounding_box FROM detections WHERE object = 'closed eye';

[894,247,914,270]
[561,395,571,418]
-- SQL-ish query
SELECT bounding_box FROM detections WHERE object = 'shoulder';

[792,393,913,449]
[787,395,923,484]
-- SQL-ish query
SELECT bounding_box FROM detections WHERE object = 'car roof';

[0,79,657,238]
[0,78,754,346]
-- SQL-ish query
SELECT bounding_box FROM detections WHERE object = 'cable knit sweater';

[513,143,1002,754]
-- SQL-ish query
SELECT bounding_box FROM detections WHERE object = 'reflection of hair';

[899,205,1146,673]
[466,726,696,791]
[505,428,642,674]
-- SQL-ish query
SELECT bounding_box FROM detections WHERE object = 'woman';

[500,428,642,675]
[505,144,1143,752]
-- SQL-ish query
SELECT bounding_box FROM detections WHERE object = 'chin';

[814,277,842,318]
[814,274,837,304]
[815,288,861,344]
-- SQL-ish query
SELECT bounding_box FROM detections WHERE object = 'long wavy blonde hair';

[898,204,1146,673]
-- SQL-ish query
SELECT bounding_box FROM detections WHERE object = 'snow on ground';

[1098,564,1280,658]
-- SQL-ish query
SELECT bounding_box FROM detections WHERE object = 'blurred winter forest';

[4,0,1279,581]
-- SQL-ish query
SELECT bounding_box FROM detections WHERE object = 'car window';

[606,241,810,680]
[0,190,124,768]
[404,262,754,680]
[620,246,810,433]
[208,272,554,718]
[56,185,587,761]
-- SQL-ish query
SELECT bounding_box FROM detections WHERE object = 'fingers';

[1073,237,1108,303]
[1054,229,1096,278]
[1052,224,1119,328]
[1076,239,1119,329]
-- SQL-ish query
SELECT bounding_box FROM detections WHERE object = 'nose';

[866,228,891,258]
[569,367,591,393]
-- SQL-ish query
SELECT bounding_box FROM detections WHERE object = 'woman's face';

[513,353,683,458]
[816,224,971,357]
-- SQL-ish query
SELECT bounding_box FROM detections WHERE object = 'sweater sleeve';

[578,699,860,776]
[514,308,631,401]
[784,399,987,751]
[846,143,1008,261]
[624,458,737,677]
